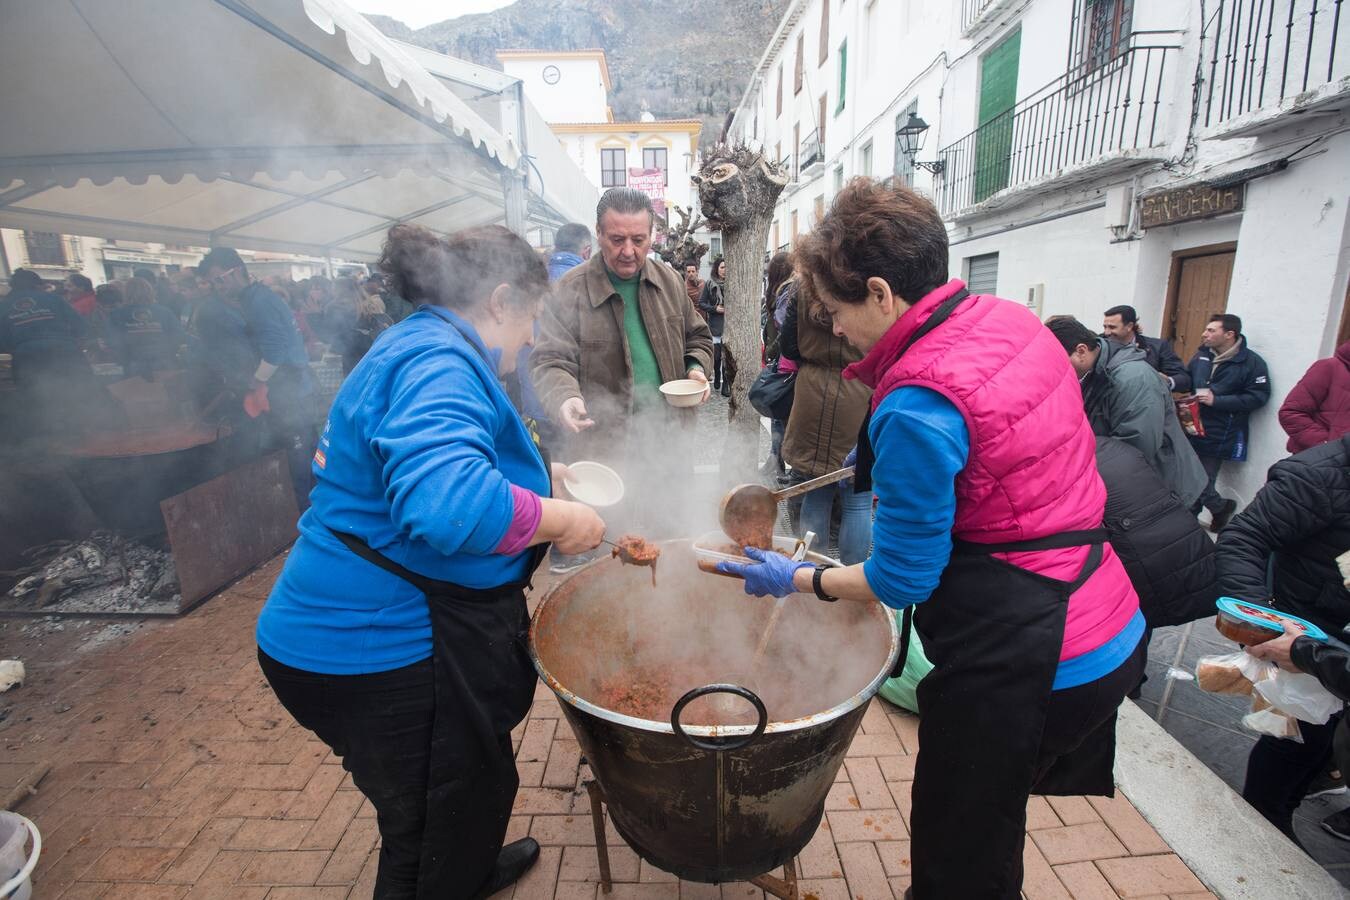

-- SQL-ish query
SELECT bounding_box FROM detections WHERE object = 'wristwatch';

[812,565,839,602]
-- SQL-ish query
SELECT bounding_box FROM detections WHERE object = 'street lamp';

[895,112,945,175]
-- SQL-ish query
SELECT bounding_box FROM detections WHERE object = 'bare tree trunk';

[720,219,770,480]
[693,146,789,482]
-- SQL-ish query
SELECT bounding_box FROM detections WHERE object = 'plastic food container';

[1213,598,1330,646]
[692,530,839,569]
[659,379,706,408]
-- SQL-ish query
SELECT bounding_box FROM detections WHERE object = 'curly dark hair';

[793,178,948,307]
[377,223,547,313]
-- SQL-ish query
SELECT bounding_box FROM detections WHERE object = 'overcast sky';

[350,0,515,28]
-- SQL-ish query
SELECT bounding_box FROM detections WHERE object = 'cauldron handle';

[670,683,768,752]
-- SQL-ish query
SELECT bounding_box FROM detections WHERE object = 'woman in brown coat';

[780,283,874,562]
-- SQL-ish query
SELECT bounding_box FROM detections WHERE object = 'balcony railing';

[1201,0,1349,128]
[799,130,824,172]
[937,35,1178,216]
[960,0,1000,34]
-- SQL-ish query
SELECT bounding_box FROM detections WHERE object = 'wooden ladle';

[719,467,855,549]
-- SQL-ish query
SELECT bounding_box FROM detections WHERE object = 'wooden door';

[1163,243,1236,360]
[974,28,1020,203]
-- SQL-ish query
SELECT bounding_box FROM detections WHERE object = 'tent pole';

[501,171,528,237]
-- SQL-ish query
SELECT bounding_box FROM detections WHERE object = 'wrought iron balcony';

[960,0,1005,34]
[936,35,1179,216]
[799,130,824,173]
[1201,0,1349,128]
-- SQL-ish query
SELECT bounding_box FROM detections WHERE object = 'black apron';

[909,533,1113,899]
[332,311,550,898]
[332,531,547,900]
[854,290,1121,897]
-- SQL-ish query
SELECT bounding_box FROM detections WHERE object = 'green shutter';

[836,41,847,114]
[974,28,1020,203]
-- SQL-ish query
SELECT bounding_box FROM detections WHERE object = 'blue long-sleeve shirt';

[257,306,551,675]
[863,386,1143,690]
[238,283,310,369]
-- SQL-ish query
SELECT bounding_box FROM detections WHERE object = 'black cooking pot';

[529,541,899,883]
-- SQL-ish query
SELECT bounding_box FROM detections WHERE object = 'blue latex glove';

[717,546,814,597]
[842,445,858,489]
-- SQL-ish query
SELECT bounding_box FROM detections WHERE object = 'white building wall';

[1219,126,1350,502]
[557,127,700,219]
[731,0,956,253]
[499,55,608,124]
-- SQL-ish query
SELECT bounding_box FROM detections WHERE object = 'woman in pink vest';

[721,181,1144,899]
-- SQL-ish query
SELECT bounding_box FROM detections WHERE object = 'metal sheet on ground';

[162,451,298,611]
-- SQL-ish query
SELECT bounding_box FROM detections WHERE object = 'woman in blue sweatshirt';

[256,224,605,900]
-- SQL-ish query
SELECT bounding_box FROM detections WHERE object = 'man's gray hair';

[596,188,654,228]
[554,223,592,254]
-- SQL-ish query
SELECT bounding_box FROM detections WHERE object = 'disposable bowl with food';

[1213,597,1329,646]
[659,379,706,408]
[563,460,625,507]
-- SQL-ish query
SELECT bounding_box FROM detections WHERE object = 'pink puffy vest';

[846,280,1138,659]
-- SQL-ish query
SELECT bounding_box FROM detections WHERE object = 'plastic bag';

[1195,651,1274,696]
[878,611,933,714]
[1243,707,1302,741]
[1254,669,1341,725]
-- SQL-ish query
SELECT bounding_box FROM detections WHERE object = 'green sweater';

[608,269,662,407]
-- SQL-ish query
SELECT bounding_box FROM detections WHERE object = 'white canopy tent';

[0,0,597,262]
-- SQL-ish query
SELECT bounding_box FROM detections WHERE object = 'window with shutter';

[893,100,918,185]
[642,147,668,186]
[836,41,847,113]
[974,29,1020,202]
[601,148,627,187]
[965,252,1000,295]
[819,1,830,65]
[795,33,804,94]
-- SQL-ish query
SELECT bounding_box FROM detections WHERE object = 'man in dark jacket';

[547,223,591,281]
[1096,436,1217,629]
[1216,433,1350,843]
[1103,305,1192,391]
[0,268,97,439]
[1048,317,1207,509]
[1280,341,1350,454]
[198,248,317,508]
[1187,314,1271,530]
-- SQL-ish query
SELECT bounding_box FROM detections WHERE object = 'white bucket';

[0,812,39,900]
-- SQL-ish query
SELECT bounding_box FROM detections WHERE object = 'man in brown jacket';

[531,189,713,564]
[531,188,713,460]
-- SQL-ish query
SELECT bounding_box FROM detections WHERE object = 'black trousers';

[1242,712,1340,845]
[1035,637,1147,785]
[258,649,438,898]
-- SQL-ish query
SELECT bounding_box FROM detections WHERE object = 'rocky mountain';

[366,0,790,148]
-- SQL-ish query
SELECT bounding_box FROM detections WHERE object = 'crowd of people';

[6,178,1350,896]
[0,256,413,505]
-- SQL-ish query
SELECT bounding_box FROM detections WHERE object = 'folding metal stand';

[583,779,800,899]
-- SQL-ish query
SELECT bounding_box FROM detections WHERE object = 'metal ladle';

[719,466,856,549]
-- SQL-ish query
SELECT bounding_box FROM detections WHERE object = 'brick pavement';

[0,553,1217,899]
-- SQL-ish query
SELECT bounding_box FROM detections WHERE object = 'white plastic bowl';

[563,461,625,508]
[659,378,706,408]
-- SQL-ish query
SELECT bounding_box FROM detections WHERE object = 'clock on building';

[542,65,561,85]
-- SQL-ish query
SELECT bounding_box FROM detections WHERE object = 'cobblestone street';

[0,548,1221,899]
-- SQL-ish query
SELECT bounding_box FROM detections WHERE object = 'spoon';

[719,466,855,549]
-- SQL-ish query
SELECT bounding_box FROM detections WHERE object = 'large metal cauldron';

[529,540,899,883]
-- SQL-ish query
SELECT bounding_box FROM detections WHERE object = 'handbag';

[748,360,796,419]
